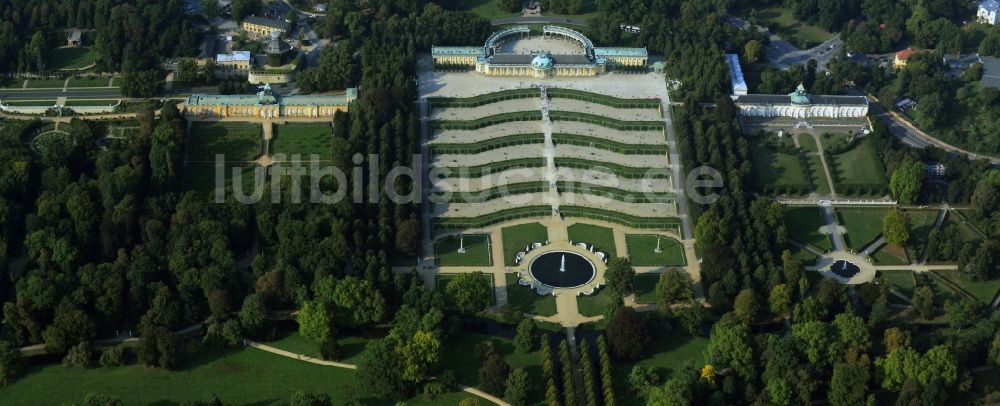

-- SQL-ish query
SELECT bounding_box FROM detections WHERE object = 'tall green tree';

[889,160,925,204]
[882,208,911,247]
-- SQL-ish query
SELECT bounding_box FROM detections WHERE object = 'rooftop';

[185,88,358,107]
[243,15,289,30]
[217,51,252,63]
[489,53,593,66]
[67,30,81,41]
[981,56,1000,89]
[896,48,915,61]
[431,46,484,56]
[734,94,868,107]
[725,54,748,95]
[981,0,1000,13]
[593,47,648,58]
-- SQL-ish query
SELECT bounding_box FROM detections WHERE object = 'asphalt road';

[0,88,123,100]
[724,15,842,71]
[491,16,588,26]
[843,87,1000,167]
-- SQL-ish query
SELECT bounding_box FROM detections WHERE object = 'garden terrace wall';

[436,157,545,177]
[428,88,538,108]
[433,206,553,230]
[560,206,681,230]
[431,111,543,130]
[429,133,545,154]
[548,111,664,131]
[442,181,550,203]
[554,157,669,179]
[551,133,668,155]
[557,181,675,203]
[547,88,660,109]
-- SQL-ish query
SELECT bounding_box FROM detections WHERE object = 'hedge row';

[433,206,552,230]
[429,133,545,154]
[547,88,660,109]
[434,157,545,178]
[557,181,675,203]
[554,157,670,179]
[559,205,681,230]
[552,133,667,155]
[431,111,542,130]
[428,88,537,108]
[438,182,549,203]
[548,110,664,131]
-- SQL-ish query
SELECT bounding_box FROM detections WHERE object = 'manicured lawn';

[634,273,660,304]
[756,7,833,48]
[64,99,118,106]
[25,79,66,89]
[788,245,819,265]
[613,334,709,404]
[626,234,685,266]
[505,273,557,316]
[188,122,263,162]
[458,0,520,19]
[0,346,471,405]
[783,206,832,252]
[749,140,808,190]
[870,245,909,265]
[919,273,963,307]
[68,77,112,88]
[829,138,885,195]
[837,208,887,251]
[577,288,611,317]
[46,47,98,70]
[435,234,493,266]
[501,223,549,266]
[933,271,1000,304]
[184,163,265,196]
[879,270,915,297]
[436,272,496,305]
[439,333,543,398]
[272,123,333,160]
[798,134,832,195]
[567,223,617,258]
[907,209,940,256]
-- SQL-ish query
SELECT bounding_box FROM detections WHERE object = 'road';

[843,87,1000,167]
[724,15,842,71]
[491,16,587,26]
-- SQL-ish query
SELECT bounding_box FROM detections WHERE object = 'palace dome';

[531,54,554,70]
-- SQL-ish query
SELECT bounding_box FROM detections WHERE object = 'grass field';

[577,288,611,317]
[837,208,887,251]
[272,123,333,160]
[188,122,263,162]
[797,134,832,195]
[435,234,493,266]
[68,77,112,88]
[567,223,617,258]
[933,271,1000,304]
[870,245,909,265]
[879,270,916,297]
[25,79,66,89]
[64,99,118,106]
[184,163,265,196]
[265,331,371,366]
[919,273,963,307]
[634,273,660,304]
[501,223,549,266]
[783,206,832,251]
[0,346,472,405]
[614,334,709,404]
[458,0,519,19]
[788,245,819,265]
[505,273,557,316]
[46,47,98,70]
[749,140,808,190]
[830,138,885,194]
[439,333,543,399]
[626,235,685,266]
[756,7,834,48]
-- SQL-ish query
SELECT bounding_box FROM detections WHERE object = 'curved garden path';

[244,339,511,406]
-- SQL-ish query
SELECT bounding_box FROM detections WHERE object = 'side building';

[241,16,289,36]
[733,84,869,118]
[725,53,748,96]
[183,85,358,118]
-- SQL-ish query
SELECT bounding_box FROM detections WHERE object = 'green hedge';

[547,88,660,109]
[428,88,537,108]
[433,206,552,230]
[431,111,543,130]
[435,157,545,177]
[559,206,681,230]
[551,133,667,155]
[557,181,675,203]
[429,133,545,154]
[548,110,664,131]
[439,182,549,203]
[554,157,669,179]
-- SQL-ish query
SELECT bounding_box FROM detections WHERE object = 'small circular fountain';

[528,251,596,289]
[830,259,861,278]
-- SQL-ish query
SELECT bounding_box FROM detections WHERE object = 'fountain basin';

[528,251,596,289]
[830,259,861,278]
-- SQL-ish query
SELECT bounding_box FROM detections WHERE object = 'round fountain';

[528,251,596,289]
[830,259,861,278]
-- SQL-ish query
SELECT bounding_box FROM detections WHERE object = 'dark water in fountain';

[529,251,596,288]
[831,259,861,278]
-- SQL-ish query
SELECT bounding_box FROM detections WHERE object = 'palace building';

[432,26,647,78]
[183,85,357,118]
[733,84,869,119]
[241,15,289,36]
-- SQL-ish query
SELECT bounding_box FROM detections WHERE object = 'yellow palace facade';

[184,86,358,119]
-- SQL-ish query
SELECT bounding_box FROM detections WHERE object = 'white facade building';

[980,0,999,25]
[734,84,869,119]
[725,53,748,96]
